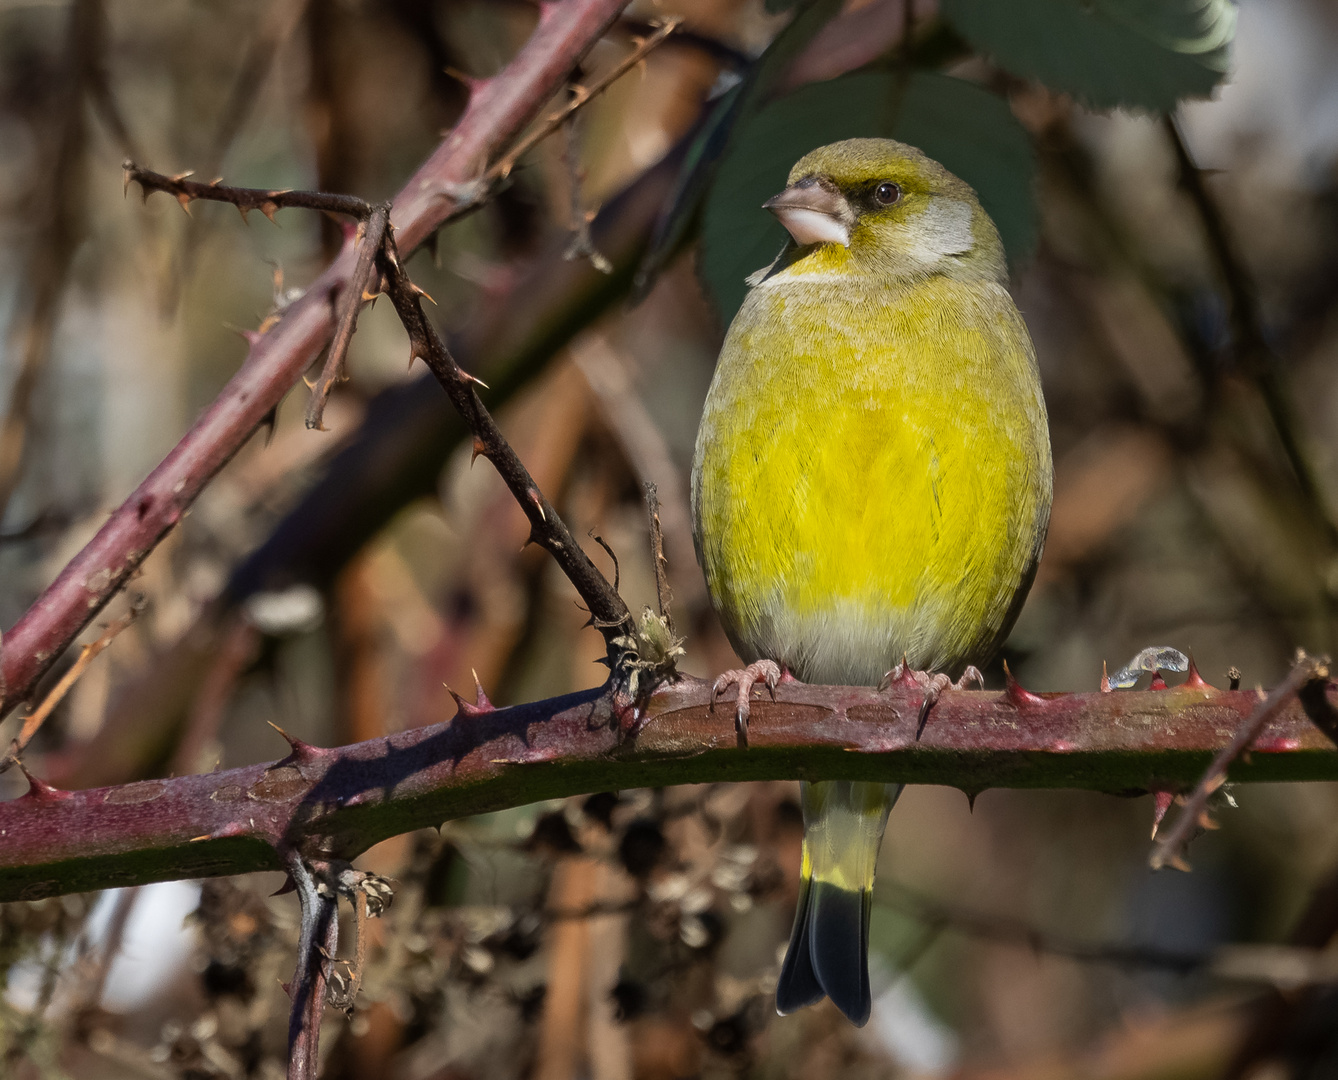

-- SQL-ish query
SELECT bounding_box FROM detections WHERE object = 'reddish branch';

[306,205,390,430]
[0,0,633,720]
[1149,652,1333,870]
[4,676,1337,905]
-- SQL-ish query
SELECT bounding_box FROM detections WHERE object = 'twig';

[123,173,390,428]
[488,17,680,184]
[285,855,340,1080]
[1150,652,1331,870]
[378,244,635,661]
[4,677,1338,904]
[562,111,613,273]
[644,483,672,626]
[0,598,144,775]
[305,205,391,430]
[123,162,373,221]
[0,0,635,722]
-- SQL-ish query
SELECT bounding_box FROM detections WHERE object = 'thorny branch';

[487,17,680,186]
[1150,651,1333,871]
[377,241,636,661]
[0,0,635,722]
[4,675,1338,905]
[285,854,338,1080]
[122,162,374,221]
[305,205,390,430]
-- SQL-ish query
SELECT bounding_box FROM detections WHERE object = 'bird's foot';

[879,659,984,740]
[711,660,782,748]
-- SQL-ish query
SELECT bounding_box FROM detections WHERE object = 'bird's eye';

[874,182,901,206]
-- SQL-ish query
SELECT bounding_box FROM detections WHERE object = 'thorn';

[470,437,486,465]
[176,192,193,215]
[1183,653,1214,690]
[1166,854,1192,873]
[267,721,327,761]
[461,369,490,390]
[122,161,133,196]
[1149,671,1168,690]
[408,282,437,305]
[272,874,297,897]
[471,669,494,712]
[446,681,494,719]
[360,287,380,302]
[1100,660,1111,693]
[1198,810,1220,831]
[878,656,920,692]
[1002,661,1046,708]
[1150,789,1175,839]
[528,489,546,521]
[444,68,489,97]
[170,170,195,183]
[238,204,251,223]
[193,822,250,842]
[261,201,279,224]
[965,790,978,813]
[17,763,71,803]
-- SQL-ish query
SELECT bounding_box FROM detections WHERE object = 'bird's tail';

[776,780,900,1026]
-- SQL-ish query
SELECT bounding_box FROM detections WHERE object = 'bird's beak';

[763,179,854,248]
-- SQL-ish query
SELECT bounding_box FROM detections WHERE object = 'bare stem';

[285,854,339,1080]
[306,205,391,430]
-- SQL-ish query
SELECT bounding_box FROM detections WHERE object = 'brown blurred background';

[3,0,1338,1077]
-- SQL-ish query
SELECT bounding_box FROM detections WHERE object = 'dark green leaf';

[941,0,1235,111]
[699,71,1037,324]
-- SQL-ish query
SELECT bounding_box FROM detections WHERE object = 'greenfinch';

[691,139,1052,1025]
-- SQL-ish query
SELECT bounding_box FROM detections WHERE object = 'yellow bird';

[691,139,1052,1025]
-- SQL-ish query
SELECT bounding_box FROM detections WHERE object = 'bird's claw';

[879,660,984,739]
[711,660,781,748]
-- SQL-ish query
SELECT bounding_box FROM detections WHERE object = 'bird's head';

[760,138,1006,284]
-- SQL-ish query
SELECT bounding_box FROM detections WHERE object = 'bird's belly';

[695,377,1044,686]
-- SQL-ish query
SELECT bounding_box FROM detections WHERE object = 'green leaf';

[941,0,1235,111]
[699,71,1037,324]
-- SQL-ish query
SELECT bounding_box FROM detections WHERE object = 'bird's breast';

[691,276,1052,686]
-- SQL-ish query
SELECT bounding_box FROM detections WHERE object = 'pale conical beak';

[763,179,854,248]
